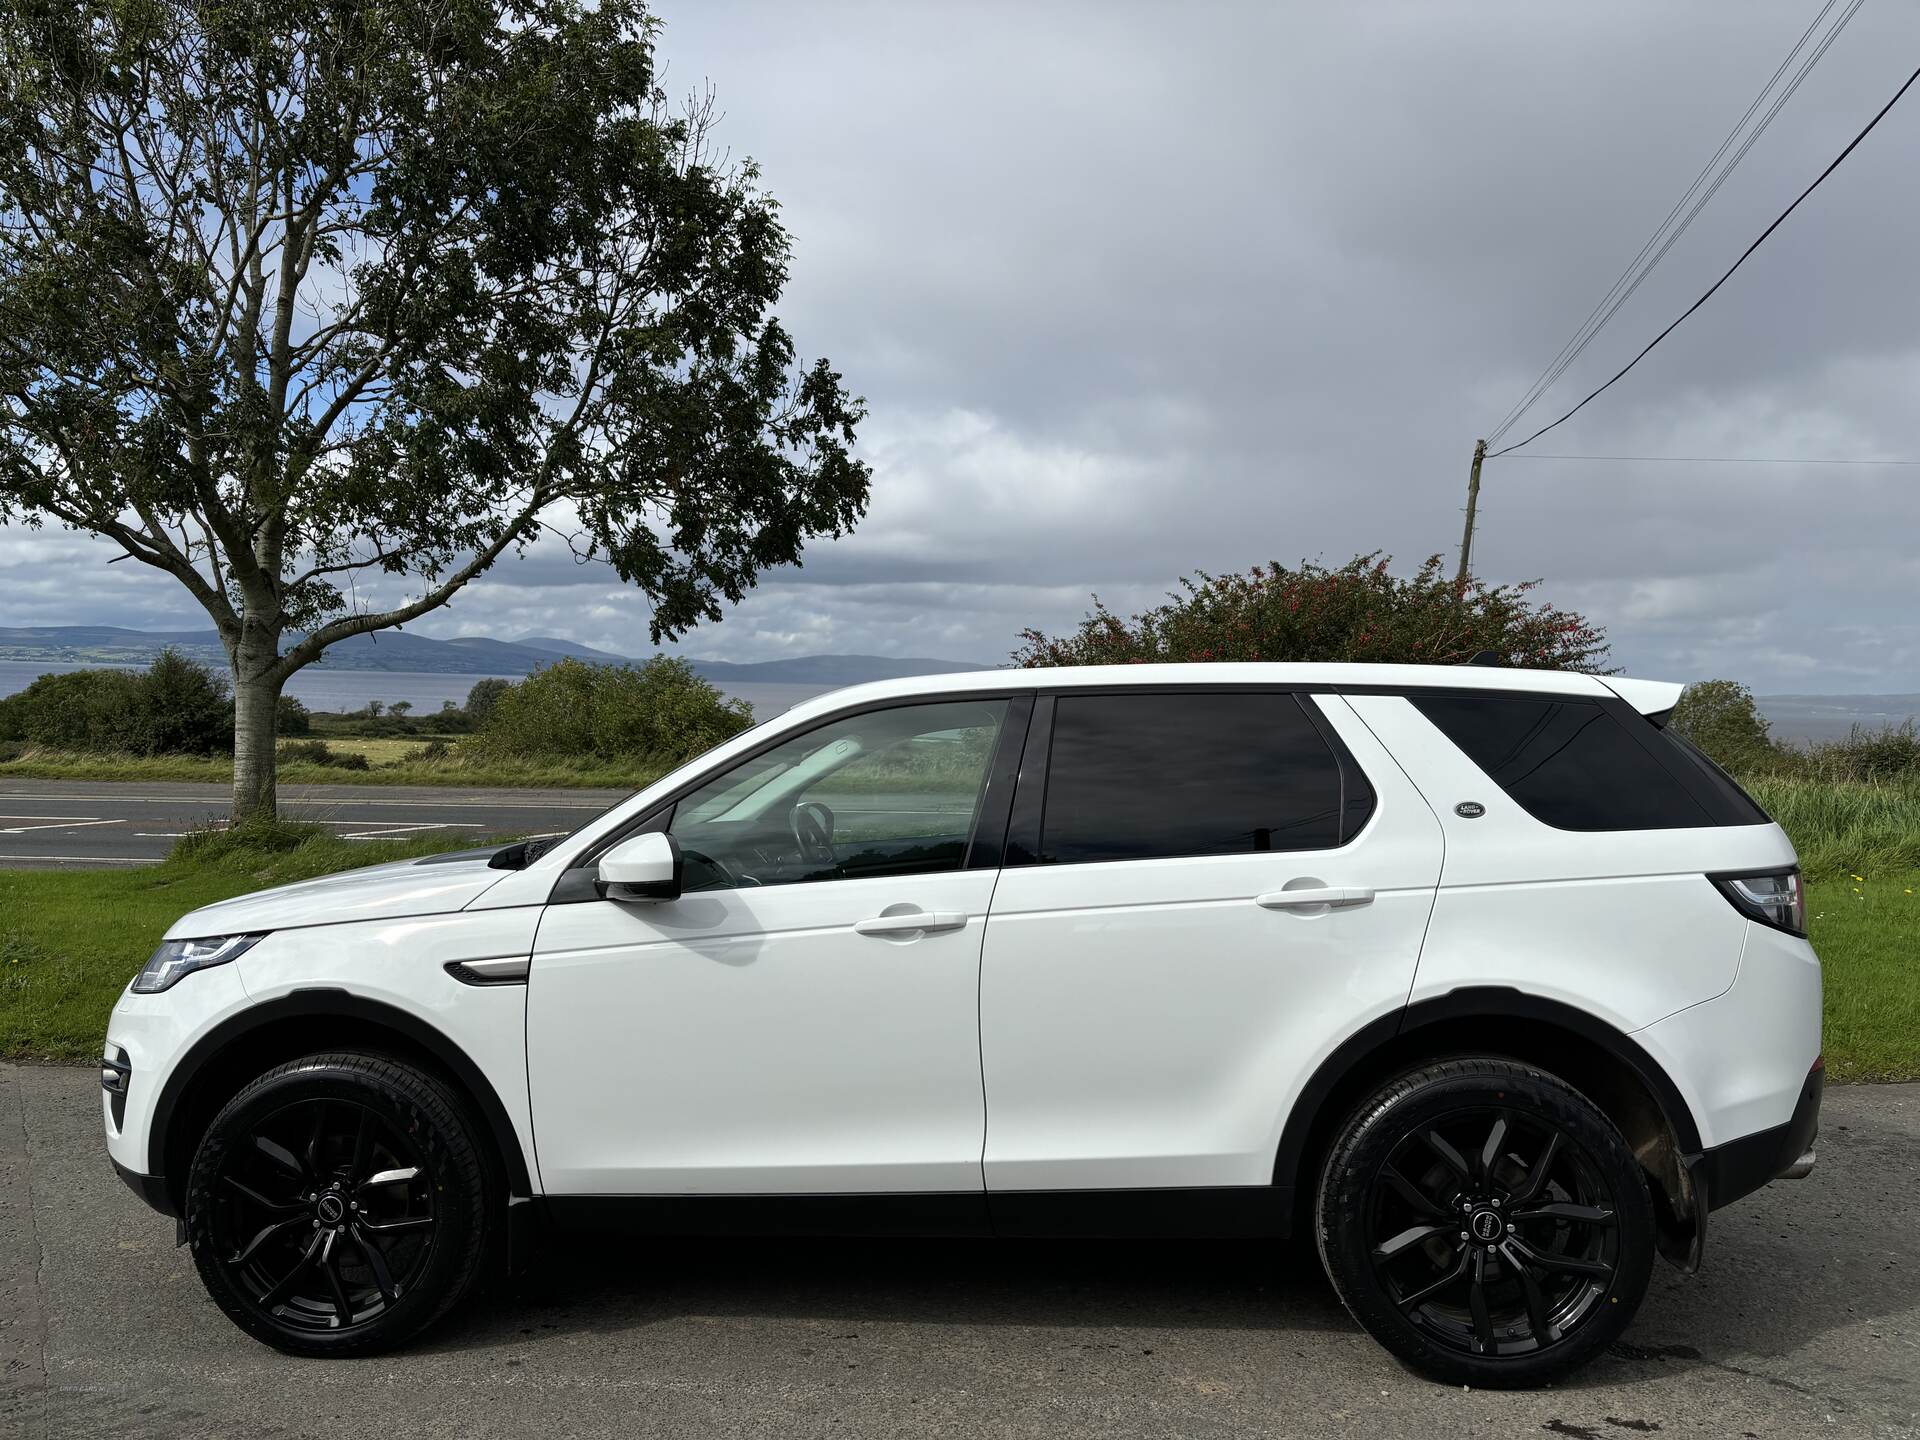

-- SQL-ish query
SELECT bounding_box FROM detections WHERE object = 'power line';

[1488,56,1920,460]
[1486,0,1858,448]
[1501,453,1920,465]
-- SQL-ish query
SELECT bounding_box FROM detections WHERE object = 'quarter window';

[1411,694,1720,831]
[1039,692,1355,864]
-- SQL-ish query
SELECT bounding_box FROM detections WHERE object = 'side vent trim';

[445,956,531,986]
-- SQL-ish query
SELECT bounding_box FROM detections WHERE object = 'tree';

[0,0,869,818]
[1015,554,1610,671]
[1668,679,1778,773]
[471,656,751,763]
[464,677,513,728]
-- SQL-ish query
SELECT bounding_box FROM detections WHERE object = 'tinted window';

[1040,692,1350,864]
[1660,732,1772,825]
[1412,695,1718,831]
[671,699,1009,889]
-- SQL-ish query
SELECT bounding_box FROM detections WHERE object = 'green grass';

[0,745,663,791]
[0,823,484,1060]
[1804,868,1920,1084]
[1745,774,1920,879]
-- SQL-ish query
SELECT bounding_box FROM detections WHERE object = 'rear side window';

[1039,692,1364,864]
[1411,694,1749,831]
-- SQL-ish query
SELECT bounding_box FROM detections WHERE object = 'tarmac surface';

[0,779,628,868]
[2,1064,1916,1438]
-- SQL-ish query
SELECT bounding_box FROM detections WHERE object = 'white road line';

[0,853,160,865]
[0,791,612,809]
[0,819,123,835]
[339,822,485,839]
[0,815,103,821]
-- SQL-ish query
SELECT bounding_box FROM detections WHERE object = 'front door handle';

[1255,887,1375,910]
[854,910,968,936]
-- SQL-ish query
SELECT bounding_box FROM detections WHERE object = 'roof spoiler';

[1604,677,1686,727]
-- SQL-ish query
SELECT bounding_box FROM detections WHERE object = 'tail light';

[1710,867,1806,936]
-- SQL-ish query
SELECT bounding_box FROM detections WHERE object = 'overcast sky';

[7,0,1920,693]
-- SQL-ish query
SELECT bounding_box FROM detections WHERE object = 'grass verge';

[0,823,484,1060]
[1804,868,1920,1084]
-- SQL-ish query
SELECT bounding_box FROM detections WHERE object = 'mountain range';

[0,625,991,686]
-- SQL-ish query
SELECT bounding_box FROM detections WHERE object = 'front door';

[527,695,1018,1195]
[979,690,1444,1193]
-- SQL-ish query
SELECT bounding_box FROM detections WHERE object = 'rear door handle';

[1255,887,1376,910]
[854,910,968,936]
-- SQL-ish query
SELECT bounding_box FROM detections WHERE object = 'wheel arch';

[150,988,533,1215]
[1275,987,1705,1259]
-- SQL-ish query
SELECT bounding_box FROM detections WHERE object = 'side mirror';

[595,831,683,903]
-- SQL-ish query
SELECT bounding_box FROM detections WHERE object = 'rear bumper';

[1689,1060,1823,1213]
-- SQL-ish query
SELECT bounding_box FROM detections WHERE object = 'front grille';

[101,1046,130,1129]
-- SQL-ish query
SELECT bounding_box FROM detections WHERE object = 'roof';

[778,663,1684,722]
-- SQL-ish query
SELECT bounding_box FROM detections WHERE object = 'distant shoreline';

[2,657,1912,743]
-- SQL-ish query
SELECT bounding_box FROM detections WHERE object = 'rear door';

[978,689,1443,1193]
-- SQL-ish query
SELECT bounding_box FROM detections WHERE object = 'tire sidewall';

[184,1055,486,1356]
[1316,1060,1656,1388]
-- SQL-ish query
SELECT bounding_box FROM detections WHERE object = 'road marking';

[0,853,160,865]
[0,791,614,809]
[338,822,486,839]
[0,819,122,835]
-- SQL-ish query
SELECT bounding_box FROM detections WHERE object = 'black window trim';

[543,677,1669,899]
[1409,690,1763,833]
[1004,685,1377,870]
[547,690,1031,903]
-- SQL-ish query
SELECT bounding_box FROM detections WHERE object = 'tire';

[1315,1057,1654,1388]
[183,1052,491,1356]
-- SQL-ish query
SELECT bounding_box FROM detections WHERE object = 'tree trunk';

[231,648,285,823]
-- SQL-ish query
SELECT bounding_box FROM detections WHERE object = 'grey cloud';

[6,1,1918,690]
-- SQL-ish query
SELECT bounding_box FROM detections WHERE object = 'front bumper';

[1688,1059,1824,1213]
[111,1156,175,1217]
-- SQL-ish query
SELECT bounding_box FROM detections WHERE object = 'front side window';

[1039,692,1351,864]
[669,699,1009,890]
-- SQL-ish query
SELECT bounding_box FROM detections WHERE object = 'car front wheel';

[1316,1057,1656,1387]
[183,1052,490,1355]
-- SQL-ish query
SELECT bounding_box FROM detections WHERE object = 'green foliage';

[1800,722,1920,783]
[465,678,514,728]
[0,0,869,815]
[1746,775,1920,878]
[275,738,370,770]
[276,694,312,737]
[473,656,752,763]
[1014,554,1610,671]
[0,650,230,754]
[1669,679,1780,773]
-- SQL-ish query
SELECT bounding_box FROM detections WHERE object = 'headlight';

[130,934,266,994]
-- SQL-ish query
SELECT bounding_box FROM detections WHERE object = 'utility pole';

[1454,438,1488,590]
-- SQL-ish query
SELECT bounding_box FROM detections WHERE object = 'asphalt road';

[0,779,630,868]
[2,1066,1915,1439]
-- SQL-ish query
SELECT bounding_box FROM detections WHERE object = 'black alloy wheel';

[1317,1058,1655,1387]
[185,1053,490,1356]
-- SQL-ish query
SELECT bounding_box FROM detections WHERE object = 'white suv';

[101,663,1823,1386]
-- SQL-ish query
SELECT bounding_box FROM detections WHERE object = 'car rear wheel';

[1316,1057,1655,1387]
[184,1052,490,1356]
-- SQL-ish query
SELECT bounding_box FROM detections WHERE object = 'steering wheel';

[790,801,836,867]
